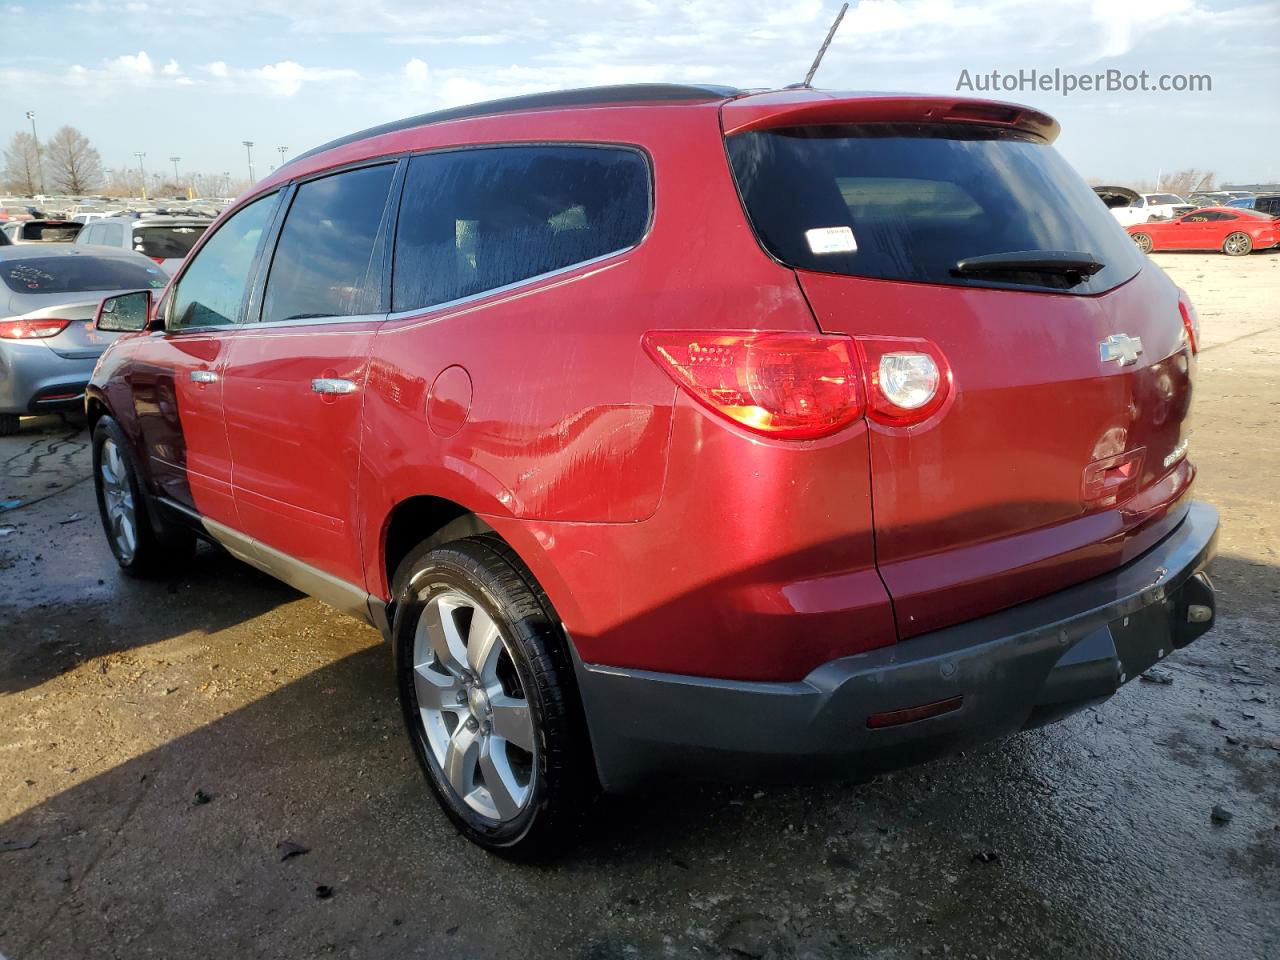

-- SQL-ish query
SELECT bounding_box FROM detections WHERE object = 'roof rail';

[287,83,742,167]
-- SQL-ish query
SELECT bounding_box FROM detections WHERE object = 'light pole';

[169,156,182,192]
[277,145,289,166]
[134,151,147,200]
[222,172,231,198]
[242,141,255,183]
[25,110,44,195]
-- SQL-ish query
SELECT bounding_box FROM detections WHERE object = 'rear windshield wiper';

[951,251,1105,283]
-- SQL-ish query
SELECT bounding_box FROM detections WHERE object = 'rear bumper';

[578,500,1219,791]
[0,340,95,414]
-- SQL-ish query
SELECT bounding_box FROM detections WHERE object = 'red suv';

[87,84,1219,853]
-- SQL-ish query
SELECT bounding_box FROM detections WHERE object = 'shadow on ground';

[1,556,1275,959]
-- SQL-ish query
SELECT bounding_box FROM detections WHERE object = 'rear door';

[725,117,1196,636]
[221,161,398,587]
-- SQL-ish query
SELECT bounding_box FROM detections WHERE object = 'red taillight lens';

[151,257,165,264]
[856,337,952,426]
[1177,292,1200,354]
[643,330,863,439]
[0,317,72,340]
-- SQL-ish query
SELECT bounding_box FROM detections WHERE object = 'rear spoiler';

[721,91,1060,143]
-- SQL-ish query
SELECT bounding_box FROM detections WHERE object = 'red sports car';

[1128,206,1280,256]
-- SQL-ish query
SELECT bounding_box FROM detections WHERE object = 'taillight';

[642,330,863,439]
[856,337,952,426]
[1177,291,1200,354]
[0,317,72,339]
[151,257,165,264]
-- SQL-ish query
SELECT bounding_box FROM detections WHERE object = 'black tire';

[92,415,196,577]
[1222,232,1252,256]
[0,413,18,437]
[393,535,594,856]
[1132,232,1153,254]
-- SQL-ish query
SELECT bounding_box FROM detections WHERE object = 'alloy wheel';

[1223,232,1251,256]
[1133,233,1152,254]
[412,590,536,822]
[98,438,137,564]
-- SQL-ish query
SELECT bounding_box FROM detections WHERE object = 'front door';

[222,162,398,588]
[129,192,281,525]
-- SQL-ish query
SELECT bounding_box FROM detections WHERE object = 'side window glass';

[168,193,277,330]
[102,223,124,246]
[392,145,651,313]
[260,164,395,324]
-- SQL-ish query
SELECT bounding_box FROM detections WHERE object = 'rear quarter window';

[391,145,651,313]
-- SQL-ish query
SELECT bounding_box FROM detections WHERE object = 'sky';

[1,0,1278,189]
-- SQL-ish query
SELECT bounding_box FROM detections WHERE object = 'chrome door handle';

[311,378,357,396]
[189,370,218,383]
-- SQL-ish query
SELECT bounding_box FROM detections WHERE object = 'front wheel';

[393,536,594,856]
[92,416,195,577]
[1223,232,1252,256]
[1132,232,1153,254]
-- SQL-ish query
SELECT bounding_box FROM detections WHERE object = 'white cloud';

[107,50,154,80]
[161,58,181,75]
[404,57,430,91]
[205,60,228,77]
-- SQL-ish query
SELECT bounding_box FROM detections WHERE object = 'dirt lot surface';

[1,252,1277,960]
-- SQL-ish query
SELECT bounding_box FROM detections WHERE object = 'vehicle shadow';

[1,551,1273,959]
[0,541,302,696]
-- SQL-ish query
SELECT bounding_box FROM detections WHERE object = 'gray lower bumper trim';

[578,501,1219,791]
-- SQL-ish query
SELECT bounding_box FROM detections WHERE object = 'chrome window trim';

[386,246,634,323]
[245,311,389,331]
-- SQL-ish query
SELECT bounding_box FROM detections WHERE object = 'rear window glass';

[1147,194,1182,205]
[1,256,168,294]
[133,224,207,259]
[726,124,1147,295]
[392,145,650,313]
[20,222,82,242]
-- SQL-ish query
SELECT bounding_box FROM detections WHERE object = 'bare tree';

[2,131,42,195]
[1161,169,1216,197]
[43,126,104,194]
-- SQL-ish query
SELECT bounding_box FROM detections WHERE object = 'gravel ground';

[1,251,1277,960]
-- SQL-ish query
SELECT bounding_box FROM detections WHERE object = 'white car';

[73,215,210,275]
[1095,188,1192,227]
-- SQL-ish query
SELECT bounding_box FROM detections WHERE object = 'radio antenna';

[801,3,849,88]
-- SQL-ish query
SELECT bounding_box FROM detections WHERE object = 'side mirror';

[96,290,152,333]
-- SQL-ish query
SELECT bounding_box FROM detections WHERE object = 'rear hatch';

[131,221,208,274]
[723,96,1197,637]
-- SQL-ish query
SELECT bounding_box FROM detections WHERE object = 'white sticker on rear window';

[805,226,857,254]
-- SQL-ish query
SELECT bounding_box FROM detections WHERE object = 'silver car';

[74,215,210,275]
[0,246,169,435]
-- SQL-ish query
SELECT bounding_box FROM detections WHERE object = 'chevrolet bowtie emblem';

[1099,334,1144,366]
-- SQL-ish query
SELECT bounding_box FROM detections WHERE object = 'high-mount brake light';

[1177,292,1200,354]
[643,330,863,439]
[856,337,952,426]
[0,317,72,340]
